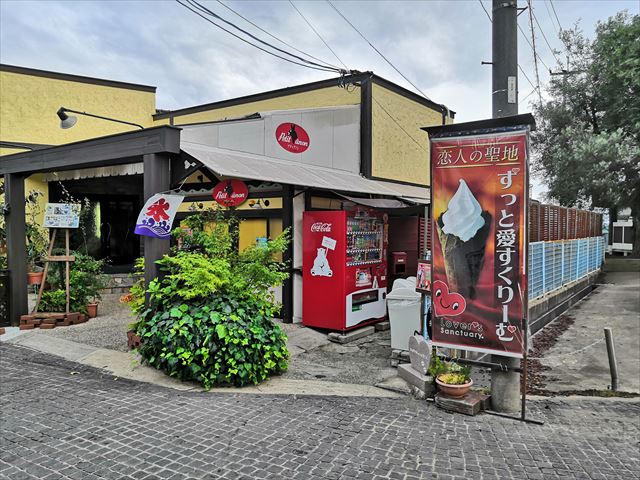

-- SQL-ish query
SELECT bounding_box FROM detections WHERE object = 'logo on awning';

[276,123,310,153]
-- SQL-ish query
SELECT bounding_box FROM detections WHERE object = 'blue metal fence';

[528,236,605,300]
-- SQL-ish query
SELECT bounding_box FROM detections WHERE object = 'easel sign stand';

[33,203,80,315]
[33,228,75,314]
[422,114,542,425]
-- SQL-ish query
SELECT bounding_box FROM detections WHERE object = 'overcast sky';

[1,0,638,197]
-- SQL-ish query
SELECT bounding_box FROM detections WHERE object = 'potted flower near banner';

[433,360,473,398]
[70,253,107,318]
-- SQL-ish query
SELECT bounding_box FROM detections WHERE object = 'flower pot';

[436,376,473,398]
[27,271,44,285]
[86,303,98,318]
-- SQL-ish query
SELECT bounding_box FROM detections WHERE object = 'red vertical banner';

[430,130,529,358]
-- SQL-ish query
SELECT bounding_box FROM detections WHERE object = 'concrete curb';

[6,333,401,398]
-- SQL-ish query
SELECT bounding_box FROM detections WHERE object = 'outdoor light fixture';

[56,107,144,130]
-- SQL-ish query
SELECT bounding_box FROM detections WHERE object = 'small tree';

[532,12,640,253]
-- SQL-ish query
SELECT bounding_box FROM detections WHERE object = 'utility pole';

[491,0,521,413]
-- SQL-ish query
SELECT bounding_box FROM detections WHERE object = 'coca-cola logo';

[275,123,310,153]
[212,180,248,207]
[311,222,332,232]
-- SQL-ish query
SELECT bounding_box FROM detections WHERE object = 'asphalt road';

[1,344,639,480]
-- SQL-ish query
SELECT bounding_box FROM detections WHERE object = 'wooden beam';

[0,126,181,176]
[143,153,171,304]
[43,255,76,262]
[5,174,28,326]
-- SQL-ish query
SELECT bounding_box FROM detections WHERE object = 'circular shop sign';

[213,180,249,207]
[275,122,310,154]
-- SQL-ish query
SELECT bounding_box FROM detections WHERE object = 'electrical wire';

[372,96,427,153]
[543,0,560,35]
[215,0,343,70]
[526,0,544,105]
[176,0,340,72]
[478,0,491,22]
[518,87,537,105]
[288,0,347,69]
[549,0,563,33]
[326,0,432,101]
[517,23,551,71]
[530,1,563,66]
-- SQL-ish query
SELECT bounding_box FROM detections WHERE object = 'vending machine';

[302,208,388,331]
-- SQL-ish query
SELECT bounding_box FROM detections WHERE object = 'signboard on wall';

[430,129,529,358]
[44,203,80,229]
[275,122,310,154]
[213,180,249,207]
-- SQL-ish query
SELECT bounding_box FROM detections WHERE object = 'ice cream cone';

[436,210,491,300]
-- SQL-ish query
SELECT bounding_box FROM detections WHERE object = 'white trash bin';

[386,286,422,351]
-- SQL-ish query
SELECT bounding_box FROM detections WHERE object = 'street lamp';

[56,107,144,130]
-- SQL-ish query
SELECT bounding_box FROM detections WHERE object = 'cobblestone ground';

[1,344,639,480]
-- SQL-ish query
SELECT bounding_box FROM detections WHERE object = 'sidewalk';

[538,260,640,394]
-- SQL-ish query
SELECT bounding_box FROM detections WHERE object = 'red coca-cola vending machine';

[303,208,388,331]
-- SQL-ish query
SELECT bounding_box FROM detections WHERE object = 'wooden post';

[5,173,28,326]
[33,229,57,313]
[143,153,171,304]
[65,228,70,313]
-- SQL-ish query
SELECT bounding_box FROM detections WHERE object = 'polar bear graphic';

[311,247,332,277]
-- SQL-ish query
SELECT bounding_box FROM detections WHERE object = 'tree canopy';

[532,12,640,253]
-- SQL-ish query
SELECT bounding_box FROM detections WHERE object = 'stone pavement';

[2,344,639,480]
[539,268,640,393]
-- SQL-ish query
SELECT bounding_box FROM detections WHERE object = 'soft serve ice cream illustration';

[436,179,492,299]
[441,180,486,241]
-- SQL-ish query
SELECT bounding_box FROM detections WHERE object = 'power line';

[177,0,340,73]
[326,0,432,101]
[478,0,491,22]
[288,0,347,69]
[517,23,551,71]
[530,1,563,66]
[215,0,342,70]
[372,96,426,153]
[518,64,539,94]
[527,0,544,106]
[543,0,560,35]
[549,0,563,32]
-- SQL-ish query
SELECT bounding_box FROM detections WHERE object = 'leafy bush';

[136,209,290,389]
[38,289,67,313]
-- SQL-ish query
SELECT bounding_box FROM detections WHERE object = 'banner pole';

[521,314,529,421]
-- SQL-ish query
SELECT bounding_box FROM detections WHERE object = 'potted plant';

[434,362,473,398]
[70,253,107,317]
[24,190,48,286]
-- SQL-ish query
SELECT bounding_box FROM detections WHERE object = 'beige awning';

[181,142,429,202]
[43,163,143,182]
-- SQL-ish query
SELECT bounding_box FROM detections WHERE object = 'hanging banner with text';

[134,194,184,240]
[430,130,529,358]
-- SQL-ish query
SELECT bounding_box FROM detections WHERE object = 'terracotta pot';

[86,303,98,318]
[27,271,44,285]
[436,376,473,398]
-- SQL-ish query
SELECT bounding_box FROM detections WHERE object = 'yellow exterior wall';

[161,86,359,125]
[371,83,445,186]
[0,70,156,148]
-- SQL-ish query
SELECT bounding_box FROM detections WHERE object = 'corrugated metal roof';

[180,142,429,201]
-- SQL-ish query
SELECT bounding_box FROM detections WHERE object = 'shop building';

[1,65,454,326]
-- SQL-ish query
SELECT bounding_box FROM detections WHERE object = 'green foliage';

[38,289,67,313]
[428,357,471,383]
[136,209,291,389]
[41,251,107,313]
[532,12,640,253]
[126,257,146,318]
[137,293,288,389]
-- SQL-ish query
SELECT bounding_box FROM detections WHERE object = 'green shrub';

[39,289,67,313]
[136,209,291,389]
[137,293,288,389]
[437,373,470,385]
